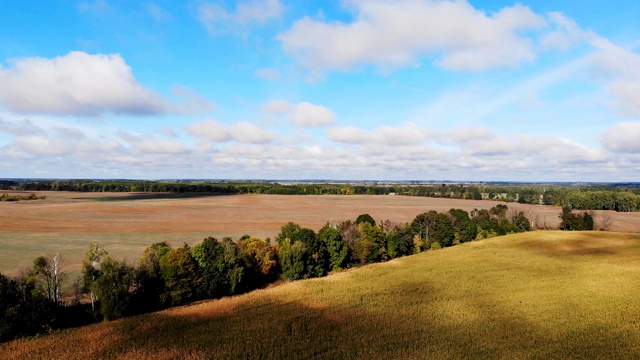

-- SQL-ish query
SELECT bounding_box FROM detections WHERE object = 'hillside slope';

[3,231,640,359]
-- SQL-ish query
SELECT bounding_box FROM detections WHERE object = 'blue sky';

[1,0,639,181]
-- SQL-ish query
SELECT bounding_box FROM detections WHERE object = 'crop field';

[2,231,640,359]
[1,191,638,275]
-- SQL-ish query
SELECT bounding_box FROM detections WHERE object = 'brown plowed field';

[1,191,638,275]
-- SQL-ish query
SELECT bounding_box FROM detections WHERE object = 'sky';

[1,0,639,181]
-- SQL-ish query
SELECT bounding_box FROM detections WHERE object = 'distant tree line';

[0,204,546,342]
[0,193,46,202]
[9,179,640,212]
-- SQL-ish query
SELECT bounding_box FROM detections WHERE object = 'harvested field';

[0,191,638,275]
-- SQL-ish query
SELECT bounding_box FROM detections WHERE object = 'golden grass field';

[2,231,640,359]
[1,191,638,275]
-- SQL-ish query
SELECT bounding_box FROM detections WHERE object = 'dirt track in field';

[1,191,638,274]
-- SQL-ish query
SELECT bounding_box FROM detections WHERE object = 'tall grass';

[3,231,640,359]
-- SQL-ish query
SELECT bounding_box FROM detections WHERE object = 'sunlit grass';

[3,231,640,359]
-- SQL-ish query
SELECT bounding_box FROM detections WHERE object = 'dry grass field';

[2,231,640,359]
[1,191,638,275]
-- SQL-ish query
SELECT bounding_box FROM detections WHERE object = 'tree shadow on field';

[78,192,231,202]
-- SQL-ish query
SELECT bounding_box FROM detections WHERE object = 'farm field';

[1,191,638,275]
[2,231,640,359]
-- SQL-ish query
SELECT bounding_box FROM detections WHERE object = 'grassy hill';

[3,231,640,359]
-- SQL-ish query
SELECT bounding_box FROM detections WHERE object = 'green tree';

[448,209,477,244]
[385,223,414,259]
[160,246,201,306]
[134,242,171,311]
[318,224,348,271]
[355,213,376,226]
[275,222,302,245]
[355,222,386,263]
[82,243,107,313]
[279,239,307,280]
[92,257,134,321]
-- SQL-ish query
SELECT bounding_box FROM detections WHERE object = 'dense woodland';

[3,179,640,211]
[0,204,562,342]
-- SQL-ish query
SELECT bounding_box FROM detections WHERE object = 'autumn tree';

[238,237,279,287]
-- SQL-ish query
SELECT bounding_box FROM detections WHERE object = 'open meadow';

[1,191,639,275]
[2,231,640,359]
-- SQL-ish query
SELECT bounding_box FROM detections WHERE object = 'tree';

[239,237,279,287]
[510,211,531,232]
[275,222,302,246]
[135,242,171,311]
[355,213,376,226]
[559,206,594,231]
[160,246,201,306]
[0,272,54,341]
[385,223,414,259]
[318,224,348,271]
[411,211,441,250]
[92,257,134,321]
[432,213,454,248]
[355,222,387,263]
[278,238,307,280]
[192,237,227,298]
[82,244,107,312]
[448,209,477,243]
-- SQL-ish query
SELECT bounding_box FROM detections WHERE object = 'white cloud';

[186,119,276,144]
[0,52,166,116]
[197,0,283,35]
[601,121,640,153]
[0,119,45,136]
[13,135,73,156]
[289,102,336,127]
[541,12,593,51]
[278,0,545,73]
[263,100,336,127]
[328,123,433,145]
[587,37,640,116]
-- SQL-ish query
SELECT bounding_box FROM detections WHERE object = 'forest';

[3,179,640,212]
[0,203,561,342]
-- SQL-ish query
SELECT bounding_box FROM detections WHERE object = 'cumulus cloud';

[0,52,167,116]
[278,0,545,73]
[197,0,283,35]
[0,52,212,116]
[186,119,276,144]
[601,121,640,153]
[263,100,336,127]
